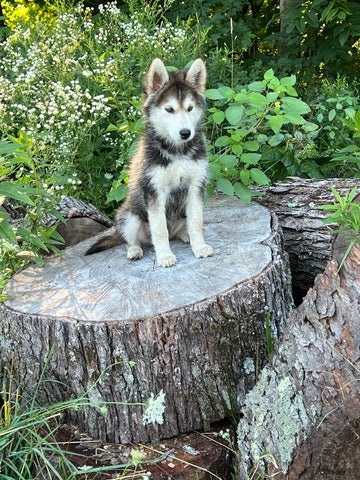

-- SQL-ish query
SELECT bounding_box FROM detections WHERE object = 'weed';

[317,186,360,271]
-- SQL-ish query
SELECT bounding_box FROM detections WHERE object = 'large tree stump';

[0,195,293,444]
[254,177,360,301]
[237,243,360,479]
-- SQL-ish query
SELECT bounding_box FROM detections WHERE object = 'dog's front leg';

[148,199,177,267]
[186,188,214,259]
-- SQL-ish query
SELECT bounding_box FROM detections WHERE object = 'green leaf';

[266,91,278,103]
[268,77,280,90]
[209,162,221,178]
[48,208,66,225]
[264,69,274,82]
[269,133,285,146]
[329,109,336,121]
[234,182,252,204]
[284,112,306,125]
[106,183,128,203]
[0,141,27,156]
[240,169,250,185]
[234,92,248,104]
[241,153,262,165]
[215,135,231,147]
[285,86,298,97]
[248,92,268,108]
[269,115,284,134]
[244,140,260,151]
[339,145,360,153]
[225,105,244,125]
[213,110,225,125]
[321,1,336,22]
[0,219,17,243]
[220,155,238,169]
[205,89,226,100]
[218,86,234,99]
[232,144,243,157]
[280,75,296,87]
[216,177,234,196]
[248,81,263,92]
[0,182,35,205]
[338,30,349,46]
[303,122,318,132]
[281,97,311,114]
[250,168,270,185]
[17,228,49,252]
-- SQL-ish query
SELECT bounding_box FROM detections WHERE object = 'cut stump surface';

[0,195,293,444]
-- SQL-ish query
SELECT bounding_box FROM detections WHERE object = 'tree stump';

[254,177,360,302]
[236,243,360,480]
[0,195,293,444]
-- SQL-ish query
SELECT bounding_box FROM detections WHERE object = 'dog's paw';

[157,252,177,268]
[127,245,143,260]
[193,244,214,258]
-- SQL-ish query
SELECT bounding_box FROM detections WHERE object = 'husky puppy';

[85,58,214,267]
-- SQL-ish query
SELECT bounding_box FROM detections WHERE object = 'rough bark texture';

[254,177,360,301]
[236,243,360,480]
[0,196,293,444]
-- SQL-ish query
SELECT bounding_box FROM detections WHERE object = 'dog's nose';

[180,129,191,140]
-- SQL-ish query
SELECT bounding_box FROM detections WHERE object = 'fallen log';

[254,177,360,302]
[0,195,293,444]
[51,196,113,248]
[237,242,360,480]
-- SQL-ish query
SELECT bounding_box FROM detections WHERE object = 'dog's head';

[142,58,207,145]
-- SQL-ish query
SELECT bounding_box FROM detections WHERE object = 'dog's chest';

[148,158,206,193]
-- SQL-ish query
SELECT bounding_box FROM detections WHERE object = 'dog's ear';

[144,58,170,95]
[186,59,207,93]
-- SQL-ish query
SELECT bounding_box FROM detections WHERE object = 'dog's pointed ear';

[144,58,170,95]
[186,59,207,93]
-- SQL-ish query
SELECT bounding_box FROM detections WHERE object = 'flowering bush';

[0,0,198,211]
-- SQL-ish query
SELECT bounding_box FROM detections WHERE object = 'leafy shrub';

[0,135,65,283]
[273,0,360,79]
[205,69,318,202]
[318,186,360,270]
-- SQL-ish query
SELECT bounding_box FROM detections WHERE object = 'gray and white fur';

[85,58,214,267]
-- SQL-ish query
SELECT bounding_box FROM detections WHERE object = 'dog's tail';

[85,227,121,255]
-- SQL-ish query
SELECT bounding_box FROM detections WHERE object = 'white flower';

[143,390,165,425]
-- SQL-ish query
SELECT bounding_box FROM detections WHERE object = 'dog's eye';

[165,106,174,113]
[187,105,193,112]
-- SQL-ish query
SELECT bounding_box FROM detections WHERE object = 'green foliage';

[296,76,360,178]
[275,0,360,79]
[166,0,259,51]
[317,186,360,271]
[206,69,317,203]
[0,134,65,282]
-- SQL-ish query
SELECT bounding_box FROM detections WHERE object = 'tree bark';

[0,195,293,444]
[236,242,360,480]
[254,177,360,301]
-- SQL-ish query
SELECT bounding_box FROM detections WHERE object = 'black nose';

[180,129,191,140]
